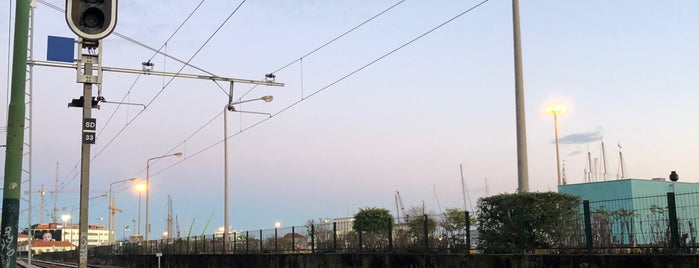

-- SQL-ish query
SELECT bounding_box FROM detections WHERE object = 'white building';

[31,223,110,246]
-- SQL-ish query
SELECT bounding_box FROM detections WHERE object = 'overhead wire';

[144,0,409,178]
[91,0,248,163]
[237,0,407,101]
[150,0,491,177]
[97,0,208,139]
[36,0,237,194]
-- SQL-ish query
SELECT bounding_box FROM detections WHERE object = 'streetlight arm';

[145,152,182,241]
[230,96,273,106]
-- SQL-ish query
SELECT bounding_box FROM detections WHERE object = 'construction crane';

[175,215,181,239]
[167,196,173,240]
[394,191,408,224]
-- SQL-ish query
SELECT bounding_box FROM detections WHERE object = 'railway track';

[17,258,122,268]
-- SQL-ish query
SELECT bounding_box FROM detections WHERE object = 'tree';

[353,207,393,249]
[440,208,475,249]
[353,207,393,233]
[406,214,437,248]
[477,192,581,253]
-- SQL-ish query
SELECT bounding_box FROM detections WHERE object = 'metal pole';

[145,153,181,242]
[223,101,230,252]
[1,0,29,266]
[138,192,142,236]
[512,0,529,193]
[145,161,150,241]
[553,113,562,186]
[109,187,113,243]
[78,78,93,268]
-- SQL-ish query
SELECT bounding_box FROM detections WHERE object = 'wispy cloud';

[567,150,583,156]
[558,131,602,144]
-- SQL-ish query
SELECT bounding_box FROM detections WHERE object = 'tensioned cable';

[41,0,244,193]
[96,0,208,139]
[35,0,218,78]
[150,0,491,178]
[90,0,248,161]
[237,0,407,101]
[137,0,409,178]
[126,1,408,178]
[37,0,221,193]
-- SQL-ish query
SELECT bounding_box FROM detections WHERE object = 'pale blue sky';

[1,1,697,237]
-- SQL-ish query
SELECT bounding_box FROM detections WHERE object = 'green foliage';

[477,192,581,253]
[407,215,437,237]
[353,207,393,233]
[440,208,474,249]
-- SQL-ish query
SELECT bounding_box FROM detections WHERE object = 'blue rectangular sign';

[47,36,75,63]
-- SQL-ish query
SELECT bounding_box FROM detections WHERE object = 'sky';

[1,0,697,239]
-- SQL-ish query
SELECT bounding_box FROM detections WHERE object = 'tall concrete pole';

[223,82,233,252]
[1,1,30,267]
[512,0,529,193]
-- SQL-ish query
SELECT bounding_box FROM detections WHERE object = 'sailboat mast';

[460,164,468,212]
[618,143,625,178]
[587,148,593,182]
[601,140,608,180]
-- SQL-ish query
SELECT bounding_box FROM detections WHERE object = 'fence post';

[518,206,526,253]
[465,210,471,253]
[388,220,393,251]
[233,231,237,253]
[333,222,338,251]
[358,231,363,251]
[259,229,263,252]
[423,214,429,251]
[245,231,249,253]
[291,226,295,253]
[667,192,680,251]
[583,200,593,253]
[311,224,315,254]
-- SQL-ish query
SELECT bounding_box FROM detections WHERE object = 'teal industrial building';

[559,178,699,246]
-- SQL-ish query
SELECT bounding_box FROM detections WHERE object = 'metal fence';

[88,191,699,256]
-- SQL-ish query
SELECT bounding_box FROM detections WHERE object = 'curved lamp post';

[223,93,273,251]
[546,103,567,186]
[145,152,182,241]
[108,178,137,244]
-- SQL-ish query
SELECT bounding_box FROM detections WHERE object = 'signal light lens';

[81,8,105,31]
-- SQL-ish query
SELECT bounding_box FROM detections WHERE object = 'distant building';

[333,217,354,234]
[558,178,699,246]
[29,222,109,247]
[18,240,75,254]
[558,178,699,201]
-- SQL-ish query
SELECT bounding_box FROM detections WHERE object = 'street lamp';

[134,182,147,237]
[223,89,273,251]
[123,225,130,241]
[61,214,71,243]
[546,103,567,186]
[145,152,182,241]
[108,177,137,244]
